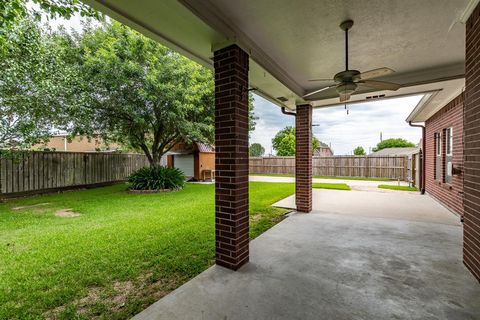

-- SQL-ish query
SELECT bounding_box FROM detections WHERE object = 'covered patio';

[133,189,480,319]
[82,0,480,315]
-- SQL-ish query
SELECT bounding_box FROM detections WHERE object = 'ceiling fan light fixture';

[336,82,357,95]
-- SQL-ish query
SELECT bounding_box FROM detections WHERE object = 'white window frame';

[446,127,453,156]
[435,132,441,156]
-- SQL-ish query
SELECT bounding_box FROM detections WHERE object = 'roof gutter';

[281,107,296,116]
[409,121,426,195]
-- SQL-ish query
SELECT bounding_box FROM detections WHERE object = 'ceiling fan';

[304,20,401,102]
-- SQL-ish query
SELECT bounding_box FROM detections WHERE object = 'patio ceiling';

[83,0,476,110]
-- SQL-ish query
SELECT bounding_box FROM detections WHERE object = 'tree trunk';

[151,152,164,167]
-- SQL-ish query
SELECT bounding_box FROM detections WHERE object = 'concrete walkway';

[274,189,460,225]
[249,175,409,188]
[134,190,479,320]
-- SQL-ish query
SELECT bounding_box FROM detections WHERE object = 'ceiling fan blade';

[358,67,395,80]
[359,80,401,91]
[303,85,336,98]
[308,78,335,82]
[339,93,351,102]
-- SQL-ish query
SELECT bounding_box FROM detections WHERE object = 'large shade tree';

[353,146,366,155]
[373,138,416,152]
[70,22,254,166]
[0,18,76,149]
[0,0,101,150]
[272,126,320,156]
[249,143,265,157]
[1,8,256,159]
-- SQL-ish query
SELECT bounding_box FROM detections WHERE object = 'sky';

[44,10,423,156]
[250,94,423,155]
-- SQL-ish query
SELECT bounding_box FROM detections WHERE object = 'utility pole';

[380,132,383,142]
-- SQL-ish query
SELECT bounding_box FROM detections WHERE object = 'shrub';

[127,166,185,191]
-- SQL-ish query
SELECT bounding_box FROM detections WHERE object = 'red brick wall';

[214,44,250,270]
[425,93,464,216]
[295,104,312,213]
[464,3,480,281]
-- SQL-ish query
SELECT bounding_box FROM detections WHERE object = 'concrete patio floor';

[134,190,480,320]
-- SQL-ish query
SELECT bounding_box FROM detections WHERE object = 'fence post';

[365,156,369,178]
[333,158,337,177]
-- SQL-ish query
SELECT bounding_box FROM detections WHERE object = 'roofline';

[405,91,439,123]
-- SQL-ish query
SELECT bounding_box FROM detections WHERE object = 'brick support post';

[464,3,480,281]
[214,44,249,270]
[295,104,312,213]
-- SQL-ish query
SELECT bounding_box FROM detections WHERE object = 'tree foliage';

[271,126,320,156]
[0,18,75,149]
[1,12,255,159]
[373,138,416,152]
[0,0,101,29]
[68,22,215,166]
[249,143,265,157]
[353,146,366,155]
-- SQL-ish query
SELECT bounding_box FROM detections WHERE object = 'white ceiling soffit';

[405,78,465,123]
[82,0,473,110]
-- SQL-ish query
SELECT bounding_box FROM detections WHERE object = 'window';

[445,128,453,183]
[446,127,453,156]
[435,132,441,180]
[436,132,441,156]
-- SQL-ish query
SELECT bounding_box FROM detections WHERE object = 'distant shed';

[166,142,215,181]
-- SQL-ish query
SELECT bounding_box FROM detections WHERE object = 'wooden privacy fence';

[249,156,409,180]
[0,151,149,197]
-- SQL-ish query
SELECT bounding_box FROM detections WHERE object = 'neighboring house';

[34,134,119,152]
[166,142,215,181]
[407,92,464,216]
[314,142,333,157]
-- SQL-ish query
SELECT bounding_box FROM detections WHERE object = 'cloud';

[250,94,423,155]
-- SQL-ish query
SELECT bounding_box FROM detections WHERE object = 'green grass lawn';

[378,184,418,192]
[312,183,351,190]
[250,173,392,182]
[0,182,294,319]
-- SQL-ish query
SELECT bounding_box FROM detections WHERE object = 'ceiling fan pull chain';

[345,25,349,70]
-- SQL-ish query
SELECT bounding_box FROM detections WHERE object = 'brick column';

[464,3,480,281]
[214,44,249,270]
[295,104,312,213]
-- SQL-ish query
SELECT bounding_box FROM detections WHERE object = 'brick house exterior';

[424,93,464,216]
[314,142,334,157]
[34,134,119,152]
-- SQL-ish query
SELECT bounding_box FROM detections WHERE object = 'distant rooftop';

[369,147,419,157]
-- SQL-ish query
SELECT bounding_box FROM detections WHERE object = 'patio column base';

[214,44,250,271]
[295,104,312,213]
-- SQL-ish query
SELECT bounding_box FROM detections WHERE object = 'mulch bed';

[127,189,177,194]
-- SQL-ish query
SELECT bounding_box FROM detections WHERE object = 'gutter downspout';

[409,121,426,194]
[281,107,296,117]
